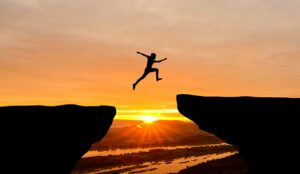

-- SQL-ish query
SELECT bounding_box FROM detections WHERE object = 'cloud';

[1,0,300,107]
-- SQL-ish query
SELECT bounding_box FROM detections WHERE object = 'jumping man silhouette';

[133,51,167,90]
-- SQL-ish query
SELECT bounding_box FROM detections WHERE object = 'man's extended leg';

[133,71,149,90]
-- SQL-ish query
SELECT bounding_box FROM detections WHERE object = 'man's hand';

[137,51,140,54]
[164,58,168,60]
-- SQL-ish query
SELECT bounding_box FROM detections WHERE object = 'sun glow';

[140,116,158,123]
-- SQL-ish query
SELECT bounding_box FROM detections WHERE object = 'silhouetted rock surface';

[177,94,299,173]
[178,154,248,174]
[1,105,116,174]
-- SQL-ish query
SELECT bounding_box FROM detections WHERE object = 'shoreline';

[84,143,229,158]
[177,154,248,174]
[73,144,237,173]
[89,140,224,152]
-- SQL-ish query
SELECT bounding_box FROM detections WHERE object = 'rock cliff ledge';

[177,94,299,173]
[1,105,116,173]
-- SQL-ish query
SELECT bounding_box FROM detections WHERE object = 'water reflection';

[83,143,228,158]
[80,152,238,174]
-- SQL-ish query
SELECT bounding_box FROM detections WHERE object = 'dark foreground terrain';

[3,94,297,173]
[177,94,300,173]
[178,154,248,174]
[1,105,116,174]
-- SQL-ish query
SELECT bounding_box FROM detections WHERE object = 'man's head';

[150,53,156,59]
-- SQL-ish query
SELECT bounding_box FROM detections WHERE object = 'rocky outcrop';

[177,94,299,173]
[1,105,116,174]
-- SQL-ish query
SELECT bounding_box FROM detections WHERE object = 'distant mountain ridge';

[91,120,222,150]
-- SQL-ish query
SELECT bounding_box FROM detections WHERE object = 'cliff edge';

[1,105,116,174]
[177,94,299,173]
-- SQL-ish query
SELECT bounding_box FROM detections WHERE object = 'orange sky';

[1,0,300,121]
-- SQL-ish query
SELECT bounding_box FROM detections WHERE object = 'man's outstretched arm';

[137,51,149,58]
[155,58,167,63]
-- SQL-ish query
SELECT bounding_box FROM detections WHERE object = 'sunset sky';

[1,0,300,121]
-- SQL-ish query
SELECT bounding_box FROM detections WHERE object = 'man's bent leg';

[151,68,162,81]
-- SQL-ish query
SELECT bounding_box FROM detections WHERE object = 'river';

[83,143,229,158]
[75,143,238,174]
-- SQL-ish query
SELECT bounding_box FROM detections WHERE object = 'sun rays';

[114,119,185,148]
[110,110,193,148]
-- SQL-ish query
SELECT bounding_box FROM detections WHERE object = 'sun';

[140,116,158,123]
